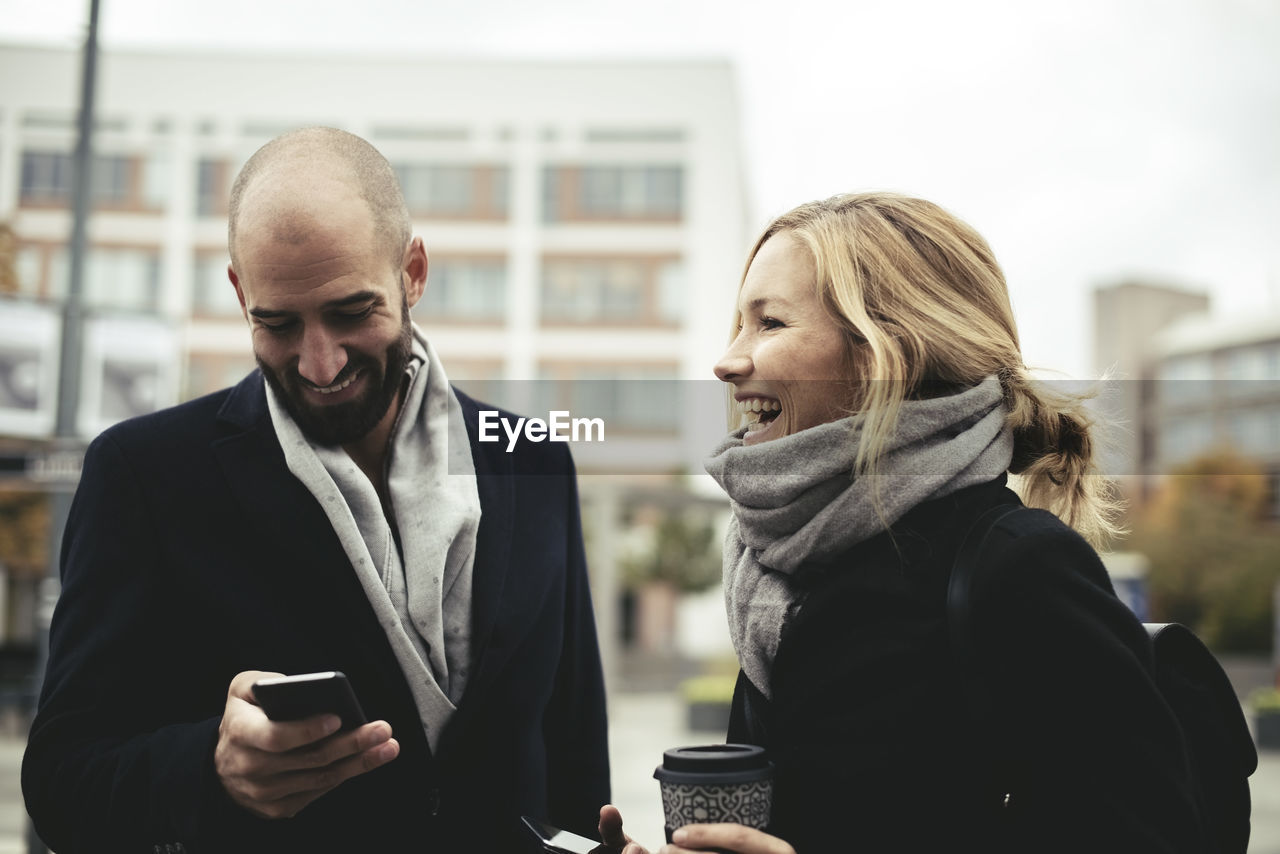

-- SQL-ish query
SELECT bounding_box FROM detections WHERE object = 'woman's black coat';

[727,477,1208,853]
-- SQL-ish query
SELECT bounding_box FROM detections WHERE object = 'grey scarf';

[703,375,1014,698]
[266,325,480,751]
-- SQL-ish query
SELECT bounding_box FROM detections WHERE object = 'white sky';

[3,0,1278,377]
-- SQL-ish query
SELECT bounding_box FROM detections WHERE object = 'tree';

[1128,450,1280,652]
[619,509,723,594]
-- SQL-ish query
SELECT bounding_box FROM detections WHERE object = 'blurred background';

[0,0,1278,850]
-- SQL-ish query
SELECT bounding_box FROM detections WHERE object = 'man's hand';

[215,670,400,819]
[599,804,648,854]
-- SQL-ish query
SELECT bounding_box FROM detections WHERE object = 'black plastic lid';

[653,744,773,785]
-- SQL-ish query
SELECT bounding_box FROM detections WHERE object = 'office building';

[0,42,751,656]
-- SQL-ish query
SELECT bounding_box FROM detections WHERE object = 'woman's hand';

[659,823,795,854]
[598,804,649,854]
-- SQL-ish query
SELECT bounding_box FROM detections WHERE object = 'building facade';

[1147,313,1280,502]
[1093,280,1280,514]
[1092,280,1212,485]
[0,43,749,465]
[0,43,750,660]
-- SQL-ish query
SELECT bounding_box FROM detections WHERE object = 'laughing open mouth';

[742,398,781,426]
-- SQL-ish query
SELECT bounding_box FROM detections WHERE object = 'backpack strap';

[947,503,1026,722]
[946,502,1028,814]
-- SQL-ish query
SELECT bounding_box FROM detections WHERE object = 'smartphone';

[521,816,606,854]
[252,671,368,732]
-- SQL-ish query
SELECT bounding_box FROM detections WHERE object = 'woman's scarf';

[703,375,1013,698]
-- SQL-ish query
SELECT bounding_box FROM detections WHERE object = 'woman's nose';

[714,341,751,382]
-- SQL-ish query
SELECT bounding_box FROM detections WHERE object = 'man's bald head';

[227,127,411,272]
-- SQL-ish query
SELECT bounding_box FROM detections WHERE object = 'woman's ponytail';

[1001,366,1123,548]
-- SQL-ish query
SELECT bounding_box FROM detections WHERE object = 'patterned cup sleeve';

[658,779,773,838]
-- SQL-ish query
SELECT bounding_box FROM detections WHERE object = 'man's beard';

[259,311,414,447]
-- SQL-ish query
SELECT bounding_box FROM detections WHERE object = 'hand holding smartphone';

[251,671,368,732]
[521,816,611,854]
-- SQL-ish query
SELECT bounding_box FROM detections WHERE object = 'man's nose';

[296,326,348,388]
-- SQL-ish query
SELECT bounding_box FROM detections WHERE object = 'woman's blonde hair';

[738,191,1121,546]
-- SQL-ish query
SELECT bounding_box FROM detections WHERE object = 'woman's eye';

[759,316,784,330]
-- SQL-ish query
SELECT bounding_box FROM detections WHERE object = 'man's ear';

[403,237,427,310]
[228,264,249,321]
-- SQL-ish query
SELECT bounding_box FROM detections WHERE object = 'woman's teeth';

[742,398,781,422]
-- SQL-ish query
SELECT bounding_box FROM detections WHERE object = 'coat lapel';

[453,389,515,691]
[210,373,400,669]
[210,376,519,718]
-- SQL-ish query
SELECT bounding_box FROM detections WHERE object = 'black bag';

[948,504,1258,854]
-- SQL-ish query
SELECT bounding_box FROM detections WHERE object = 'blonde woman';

[600,193,1206,853]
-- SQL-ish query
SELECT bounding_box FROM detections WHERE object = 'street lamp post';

[27,1,100,852]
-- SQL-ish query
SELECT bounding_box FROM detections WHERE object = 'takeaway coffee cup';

[653,744,774,843]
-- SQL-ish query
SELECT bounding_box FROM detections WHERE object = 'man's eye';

[334,306,375,322]
[259,319,295,334]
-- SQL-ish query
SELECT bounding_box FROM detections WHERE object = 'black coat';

[728,477,1207,853]
[22,372,610,853]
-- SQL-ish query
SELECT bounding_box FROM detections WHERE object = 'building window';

[1158,414,1216,467]
[536,362,680,436]
[17,242,162,308]
[19,150,165,211]
[195,158,231,217]
[48,246,162,312]
[1156,354,1213,407]
[21,112,75,130]
[440,359,505,407]
[584,127,686,143]
[13,245,44,300]
[141,152,170,210]
[192,251,239,316]
[541,256,683,326]
[20,151,74,204]
[185,352,256,401]
[1226,407,1280,457]
[542,165,683,223]
[372,125,469,143]
[391,163,509,219]
[93,154,132,206]
[1223,345,1269,381]
[1222,343,1280,401]
[413,256,507,322]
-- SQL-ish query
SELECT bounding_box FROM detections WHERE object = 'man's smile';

[309,369,363,395]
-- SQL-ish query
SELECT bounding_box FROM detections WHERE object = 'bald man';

[22,128,611,853]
